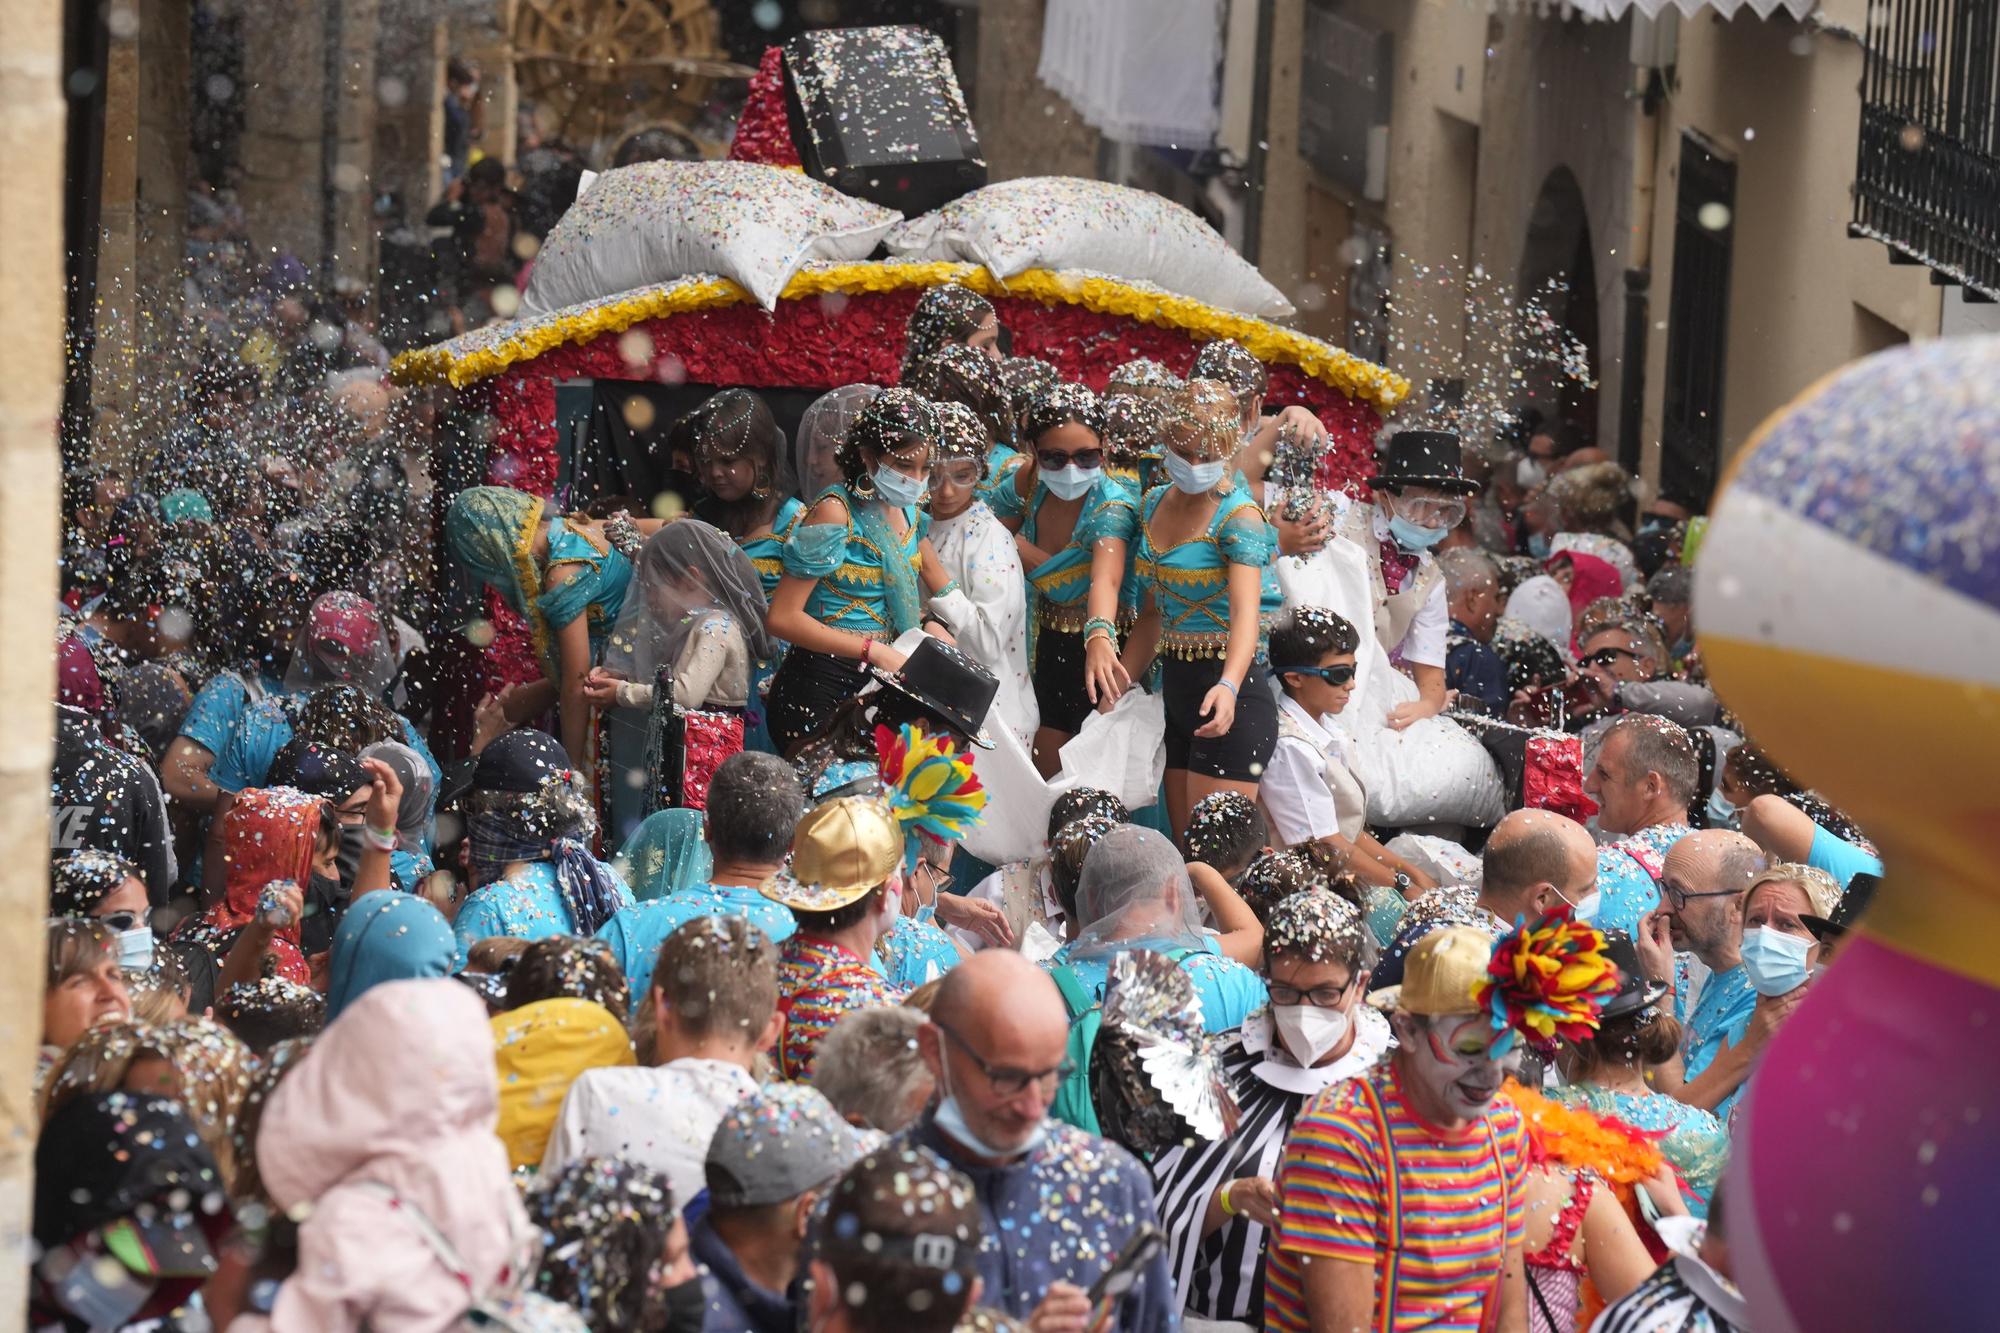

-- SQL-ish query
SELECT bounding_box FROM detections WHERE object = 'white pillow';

[886,176,1294,319]
[523,160,902,314]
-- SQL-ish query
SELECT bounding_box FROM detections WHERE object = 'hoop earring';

[751,469,771,500]
[853,470,877,499]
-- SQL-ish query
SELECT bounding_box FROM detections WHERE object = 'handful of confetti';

[259,880,298,928]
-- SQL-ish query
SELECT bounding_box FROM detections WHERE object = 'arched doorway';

[1516,166,1600,447]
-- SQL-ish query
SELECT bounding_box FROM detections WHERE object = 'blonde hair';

[1743,863,1842,921]
[40,1017,256,1190]
[1161,378,1241,464]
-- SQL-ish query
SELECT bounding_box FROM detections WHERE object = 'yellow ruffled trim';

[390,261,1408,411]
[513,496,554,671]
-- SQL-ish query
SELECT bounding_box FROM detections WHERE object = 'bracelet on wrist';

[1219,1181,1239,1217]
[935,579,961,599]
[860,639,873,667]
[1217,676,1240,696]
[362,826,399,853]
[1082,615,1118,642]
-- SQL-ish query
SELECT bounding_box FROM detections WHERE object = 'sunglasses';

[1036,448,1105,471]
[1580,646,1643,669]
[98,911,149,933]
[1276,663,1357,687]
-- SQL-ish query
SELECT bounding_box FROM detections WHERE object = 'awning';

[1560,0,1816,21]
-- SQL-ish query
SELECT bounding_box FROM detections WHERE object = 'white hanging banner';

[1038,0,1226,147]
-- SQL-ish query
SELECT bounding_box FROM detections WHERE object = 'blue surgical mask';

[1526,532,1552,560]
[1387,515,1447,552]
[1740,925,1812,997]
[1162,450,1226,495]
[933,1063,1047,1162]
[872,464,928,509]
[1042,463,1102,502]
[1706,789,1739,829]
[115,925,155,971]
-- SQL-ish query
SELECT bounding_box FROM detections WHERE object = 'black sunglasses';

[1276,663,1357,687]
[1581,646,1642,669]
[1036,448,1105,471]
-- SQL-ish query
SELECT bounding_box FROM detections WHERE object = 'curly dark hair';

[1235,848,1327,923]
[908,344,1015,449]
[295,683,402,753]
[835,387,939,486]
[1020,382,1106,445]
[505,935,631,1023]
[528,1157,678,1330]
[1051,815,1121,923]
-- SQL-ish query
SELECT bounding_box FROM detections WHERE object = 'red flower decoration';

[728,47,802,169]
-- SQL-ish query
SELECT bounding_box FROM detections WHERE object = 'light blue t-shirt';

[1808,824,1883,888]
[454,858,634,955]
[1593,823,1692,938]
[872,911,961,990]
[1680,963,1758,1124]
[1046,936,1267,1034]
[212,697,442,796]
[178,671,287,757]
[595,882,798,996]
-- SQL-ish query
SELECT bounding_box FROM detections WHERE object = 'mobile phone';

[1087,1223,1164,1306]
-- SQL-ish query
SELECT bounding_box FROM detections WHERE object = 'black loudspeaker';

[781,25,987,217]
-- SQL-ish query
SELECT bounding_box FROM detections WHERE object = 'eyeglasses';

[98,911,149,933]
[1391,494,1467,527]
[930,462,983,488]
[1663,880,1741,912]
[1580,647,1643,670]
[1275,663,1356,687]
[1267,980,1353,1008]
[935,1021,1073,1096]
[916,861,956,898]
[1036,448,1105,471]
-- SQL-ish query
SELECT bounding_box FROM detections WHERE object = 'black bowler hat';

[1372,430,1481,496]
[868,637,998,749]
[1802,872,1878,942]
[1599,929,1671,1020]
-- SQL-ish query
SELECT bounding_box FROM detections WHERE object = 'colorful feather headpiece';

[1474,909,1619,1054]
[873,723,988,848]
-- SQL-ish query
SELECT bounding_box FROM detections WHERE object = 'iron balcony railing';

[1850,0,2000,299]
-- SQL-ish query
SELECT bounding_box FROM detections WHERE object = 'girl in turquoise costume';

[444,485,658,783]
[987,383,1139,777]
[906,343,1020,485]
[1120,380,1283,835]
[688,389,799,751]
[764,388,959,755]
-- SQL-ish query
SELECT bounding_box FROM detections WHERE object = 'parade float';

[392,30,1407,694]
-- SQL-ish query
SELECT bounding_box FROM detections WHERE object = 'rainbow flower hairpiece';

[1474,909,1619,1054]
[874,723,987,846]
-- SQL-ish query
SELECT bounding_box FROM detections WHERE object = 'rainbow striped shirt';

[774,935,903,1081]
[1264,1065,1527,1333]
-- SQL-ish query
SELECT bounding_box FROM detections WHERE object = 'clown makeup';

[1399,1012,1517,1123]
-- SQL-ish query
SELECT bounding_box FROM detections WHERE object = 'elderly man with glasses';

[907,949,1178,1333]
[1631,828,1773,1121]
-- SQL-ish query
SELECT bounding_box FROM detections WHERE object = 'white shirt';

[1261,694,1367,845]
[1369,504,1449,667]
[541,1058,758,1205]
[928,499,1038,747]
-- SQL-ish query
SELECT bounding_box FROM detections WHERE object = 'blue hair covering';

[325,892,460,1021]
[612,808,713,902]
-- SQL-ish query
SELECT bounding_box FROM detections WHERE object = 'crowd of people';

[38,253,1889,1333]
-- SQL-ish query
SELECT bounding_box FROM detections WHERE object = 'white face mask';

[1163,450,1227,495]
[115,925,155,971]
[1517,457,1548,489]
[1042,463,1102,501]
[1272,1002,1351,1067]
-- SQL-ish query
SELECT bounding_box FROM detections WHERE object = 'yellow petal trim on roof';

[390,261,1409,411]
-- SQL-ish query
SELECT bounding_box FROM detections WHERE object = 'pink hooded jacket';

[252,978,536,1331]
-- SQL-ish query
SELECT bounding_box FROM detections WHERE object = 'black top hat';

[1599,929,1671,1020]
[867,637,998,748]
[1802,872,1877,942]
[1372,430,1481,496]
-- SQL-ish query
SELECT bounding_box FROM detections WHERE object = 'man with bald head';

[907,951,1176,1333]
[1372,808,1599,989]
[1633,829,1771,1121]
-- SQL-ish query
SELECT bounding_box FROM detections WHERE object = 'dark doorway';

[1517,166,1601,447]
[1660,132,1736,511]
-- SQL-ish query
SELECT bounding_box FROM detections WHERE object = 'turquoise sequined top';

[544,517,633,662]
[1133,482,1280,660]
[741,496,805,601]
[780,485,929,638]
[1553,1083,1730,1218]
[986,470,1138,633]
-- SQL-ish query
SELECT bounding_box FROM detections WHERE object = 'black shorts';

[1161,657,1278,782]
[1033,626,1097,736]
[766,647,870,755]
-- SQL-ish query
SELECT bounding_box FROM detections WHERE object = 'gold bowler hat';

[1368,925,1493,1016]
[760,796,904,912]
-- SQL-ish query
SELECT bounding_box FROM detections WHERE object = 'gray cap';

[705,1084,866,1208]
